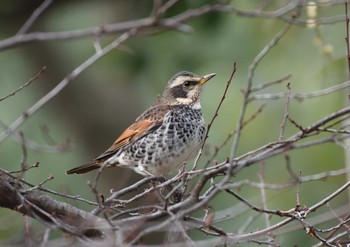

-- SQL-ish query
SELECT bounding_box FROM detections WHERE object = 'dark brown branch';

[0,169,109,238]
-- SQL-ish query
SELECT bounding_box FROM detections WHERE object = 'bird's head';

[161,71,216,107]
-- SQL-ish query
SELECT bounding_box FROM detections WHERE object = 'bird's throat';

[176,97,193,104]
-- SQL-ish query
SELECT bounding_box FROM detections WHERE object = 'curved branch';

[0,169,110,238]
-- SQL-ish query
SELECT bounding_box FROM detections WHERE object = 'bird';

[66,71,216,177]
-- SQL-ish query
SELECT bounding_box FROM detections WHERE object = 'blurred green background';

[0,0,348,245]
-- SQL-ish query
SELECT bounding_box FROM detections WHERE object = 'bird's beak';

[199,73,216,85]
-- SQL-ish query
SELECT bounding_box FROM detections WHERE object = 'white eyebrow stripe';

[169,76,201,88]
[169,77,186,88]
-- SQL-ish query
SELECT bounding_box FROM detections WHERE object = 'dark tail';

[66,161,101,174]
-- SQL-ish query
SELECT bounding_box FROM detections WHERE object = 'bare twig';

[16,132,28,188]
[225,189,279,216]
[192,63,236,170]
[39,228,51,247]
[92,176,164,215]
[0,169,111,238]
[204,104,265,168]
[295,170,302,209]
[230,22,293,161]
[232,105,350,173]
[10,162,40,174]
[0,3,231,51]
[250,74,292,92]
[0,66,46,102]
[0,120,71,153]
[301,168,350,182]
[344,1,350,97]
[250,80,350,101]
[185,216,227,236]
[1,1,348,52]
[23,175,54,193]
[258,163,272,238]
[158,0,179,16]
[1,168,98,206]
[16,0,54,35]
[284,154,298,181]
[0,30,135,143]
[221,180,350,244]
[309,180,350,212]
[279,82,291,140]
[224,168,350,192]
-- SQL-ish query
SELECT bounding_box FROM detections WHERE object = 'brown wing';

[94,106,167,161]
[66,104,171,175]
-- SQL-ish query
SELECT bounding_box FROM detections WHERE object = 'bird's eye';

[184,81,191,87]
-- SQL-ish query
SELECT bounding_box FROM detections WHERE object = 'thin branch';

[279,82,291,140]
[39,228,51,247]
[10,162,40,174]
[0,120,72,153]
[223,168,350,191]
[184,216,227,236]
[285,154,298,181]
[230,22,293,161]
[16,0,53,35]
[301,168,350,182]
[192,62,236,170]
[344,0,350,98]
[91,176,164,215]
[250,74,292,92]
[0,66,46,102]
[204,103,265,168]
[295,170,302,209]
[0,30,135,143]
[0,3,231,51]
[232,105,350,173]
[1,169,98,206]
[1,1,348,52]
[222,180,350,244]
[23,175,54,193]
[0,169,110,238]
[309,180,350,212]
[313,231,349,247]
[18,132,28,183]
[258,163,272,237]
[225,189,280,216]
[250,80,350,101]
[158,0,179,17]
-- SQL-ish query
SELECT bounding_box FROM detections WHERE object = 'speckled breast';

[123,105,205,175]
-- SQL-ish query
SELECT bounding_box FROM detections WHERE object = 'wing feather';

[94,105,168,161]
[67,104,174,174]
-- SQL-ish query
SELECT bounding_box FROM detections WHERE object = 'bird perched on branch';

[67,71,216,176]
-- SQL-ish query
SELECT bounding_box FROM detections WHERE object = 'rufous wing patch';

[111,119,154,150]
[95,118,157,161]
